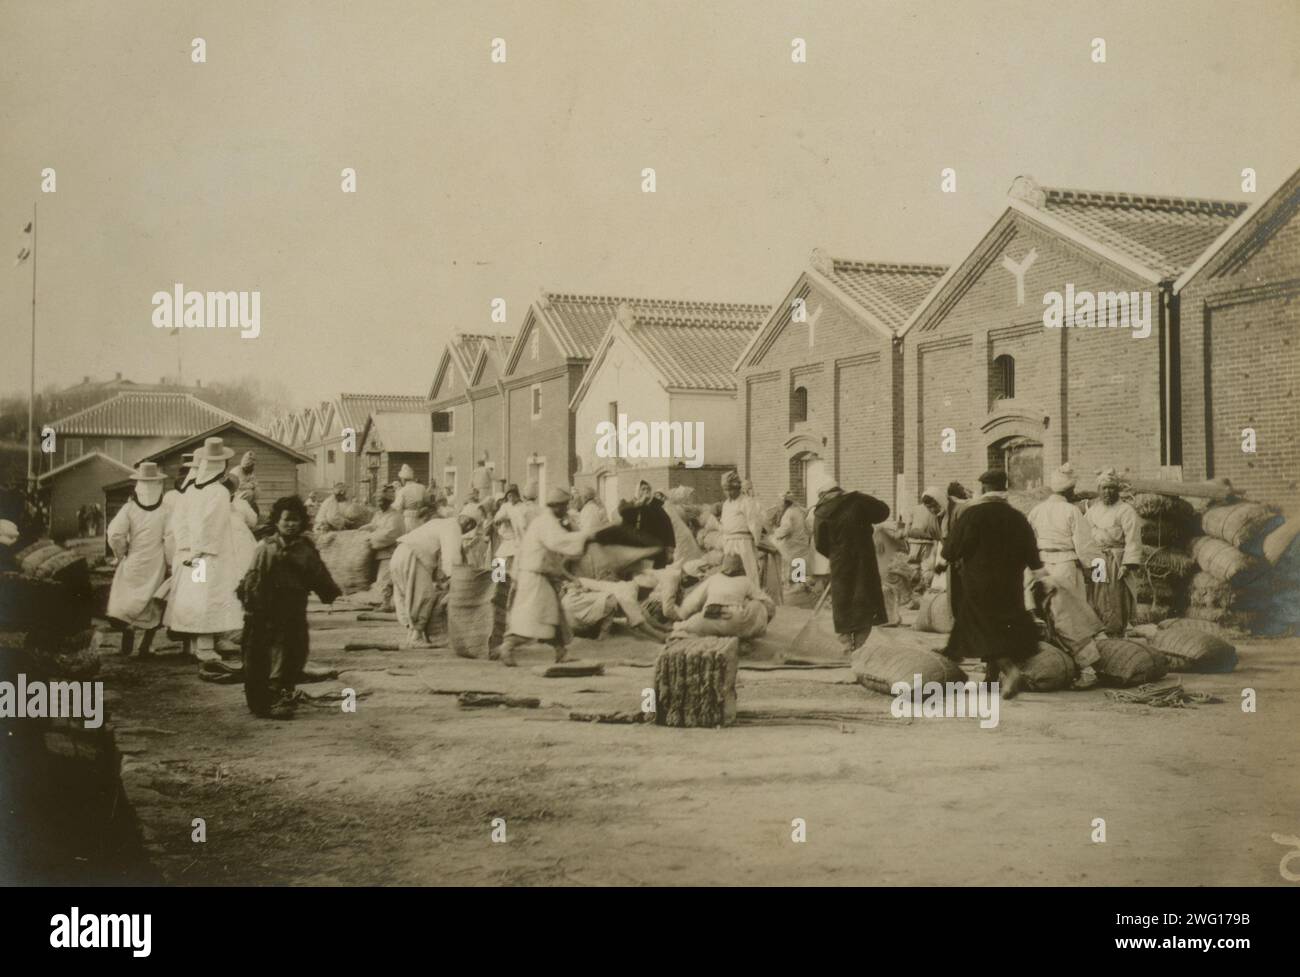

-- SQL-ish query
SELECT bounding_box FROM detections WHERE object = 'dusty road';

[97,599,1300,886]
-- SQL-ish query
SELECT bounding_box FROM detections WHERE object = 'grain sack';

[1130,493,1195,522]
[1200,502,1282,549]
[573,542,661,580]
[1185,604,1258,631]
[1187,571,1235,608]
[340,502,372,530]
[654,636,738,728]
[1045,581,1105,652]
[851,639,966,696]
[1151,626,1236,673]
[448,565,496,658]
[315,529,374,594]
[1140,516,1191,547]
[1190,536,1265,586]
[913,590,953,633]
[1158,617,1246,640]
[1133,602,1173,625]
[1019,641,1074,692]
[1095,637,1167,687]
[1140,545,1196,578]
[24,627,102,680]
[1261,517,1300,566]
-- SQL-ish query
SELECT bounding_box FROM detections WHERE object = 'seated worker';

[671,552,776,640]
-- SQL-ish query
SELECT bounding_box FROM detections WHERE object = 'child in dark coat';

[237,495,341,719]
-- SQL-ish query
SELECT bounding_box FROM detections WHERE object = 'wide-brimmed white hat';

[130,461,167,482]
[193,437,235,462]
[545,486,571,506]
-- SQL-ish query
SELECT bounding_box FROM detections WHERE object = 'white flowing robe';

[391,517,463,639]
[1028,493,1093,600]
[107,497,168,628]
[229,496,259,579]
[164,479,244,634]
[394,481,427,532]
[507,509,588,641]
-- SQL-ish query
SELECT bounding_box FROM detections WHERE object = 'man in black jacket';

[812,482,891,654]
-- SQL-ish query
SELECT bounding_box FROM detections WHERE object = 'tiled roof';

[818,256,948,330]
[336,393,428,431]
[541,292,770,360]
[49,392,249,437]
[620,302,770,391]
[1020,180,1249,278]
[449,333,514,380]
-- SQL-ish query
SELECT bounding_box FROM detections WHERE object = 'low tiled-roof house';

[37,452,134,540]
[358,410,433,502]
[735,250,946,511]
[572,299,769,515]
[899,175,1247,499]
[43,391,246,473]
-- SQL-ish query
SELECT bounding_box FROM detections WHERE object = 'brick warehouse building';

[571,300,770,514]
[734,250,946,512]
[427,333,514,499]
[899,176,1246,500]
[1175,165,1300,503]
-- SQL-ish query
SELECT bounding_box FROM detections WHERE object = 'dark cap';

[978,469,1008,491]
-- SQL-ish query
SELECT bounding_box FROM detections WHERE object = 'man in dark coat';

[939,468,1047,697]
[812,482,891,654]
[621,480,675,568]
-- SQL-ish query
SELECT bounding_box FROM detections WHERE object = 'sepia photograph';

[1,0,1297,937]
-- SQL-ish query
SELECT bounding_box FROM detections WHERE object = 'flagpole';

[27,201,36,494]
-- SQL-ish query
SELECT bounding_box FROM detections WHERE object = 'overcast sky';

[1,0,1297,405]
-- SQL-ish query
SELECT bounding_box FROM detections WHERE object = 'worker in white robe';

[672,552,775,639]
[1084,468,1142,636]
[394,464,428,533]
[314,482,349,532]
[576,484,610,535]
[229,480,259,578]
[719,470,764,585]
[106,461,170,656]
[498,487,591,666]
[390,514,470,648]
[772,491,813,590]
[663,486,701,565]
[164,437,244,661]
[1028,465,1093,600]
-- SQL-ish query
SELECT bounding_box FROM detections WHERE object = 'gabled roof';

[135,420,312,466]
[509,289,770,374]
[337,393,428,431]
[1174,164,1300,292]
[900,175,1250,338]
[47,391,252,438]
[429,334,514,399]
[361,410,430,454]
[1008,176,1246,280]
[571,300,769,410]
[38,451,135,483]
[735,250,946,369]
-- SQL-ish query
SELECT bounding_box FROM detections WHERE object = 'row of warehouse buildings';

[256,164,1299,516]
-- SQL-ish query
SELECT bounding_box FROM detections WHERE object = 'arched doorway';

[989,436,1043,490]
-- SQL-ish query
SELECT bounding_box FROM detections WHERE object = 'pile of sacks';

[1187,502,1298,636]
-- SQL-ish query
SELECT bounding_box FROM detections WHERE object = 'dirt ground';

[95,597,1300,887]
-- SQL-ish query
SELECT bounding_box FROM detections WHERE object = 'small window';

[608,401,620,457]
[791,386,808,423]
[432,410,454,433]
[992,354,1015,401]
[444,467,458,499]
[327,449,336,464]
[531,384,542,419]
[65,438,84,464]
